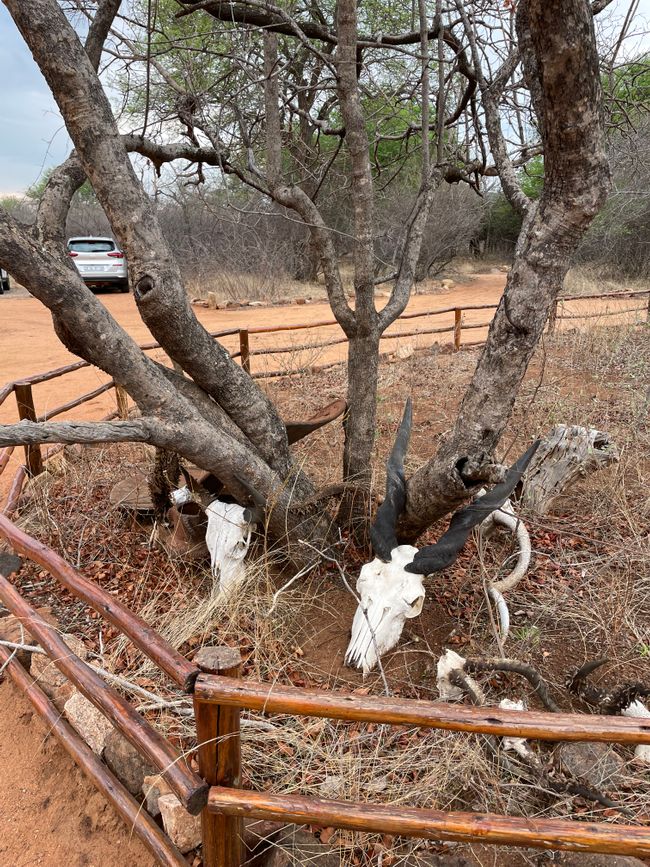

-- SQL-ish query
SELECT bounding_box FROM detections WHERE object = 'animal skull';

[343,400,540,674]
[345,545,422,675]
[205,500,254,592]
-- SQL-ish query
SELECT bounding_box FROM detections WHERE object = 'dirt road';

[1,272,646,497]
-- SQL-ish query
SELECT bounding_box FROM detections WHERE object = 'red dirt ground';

[0,678,157,867]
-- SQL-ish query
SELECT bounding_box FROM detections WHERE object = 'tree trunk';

[399,0,611,541]
[339,329,381,535]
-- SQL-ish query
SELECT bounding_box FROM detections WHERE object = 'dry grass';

[6,316,650,866]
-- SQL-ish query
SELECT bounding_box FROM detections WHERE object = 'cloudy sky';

[1,1,649,197]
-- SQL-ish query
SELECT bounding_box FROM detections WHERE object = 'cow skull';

[345,545,422,674]
[344,399,540,674]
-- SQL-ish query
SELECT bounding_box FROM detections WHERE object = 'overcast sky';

[1,1,649,197]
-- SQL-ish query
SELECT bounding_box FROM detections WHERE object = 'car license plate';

[82,265,109,272]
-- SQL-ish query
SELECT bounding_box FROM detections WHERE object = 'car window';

[68,240,116,253]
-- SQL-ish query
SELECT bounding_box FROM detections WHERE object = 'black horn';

[370,399,413,562]
[405,440,540,576]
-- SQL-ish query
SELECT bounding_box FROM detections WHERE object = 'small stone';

[0,606,56,666]
[555,741,625,788]
[225,300,241,308]
[395,344,414,360]
[440,279,455,289]
[30,633,87,709]
[249,300,265,307]
[499,265,511,273]
[295,298,306,305]
[104,729,156,796]
[142,773,172,816]
[158,794,202,854]
[64,691,113,755]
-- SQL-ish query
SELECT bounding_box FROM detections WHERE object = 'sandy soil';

[0,678,158,867]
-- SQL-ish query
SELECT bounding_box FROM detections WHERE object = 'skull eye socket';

[403,595,425,617]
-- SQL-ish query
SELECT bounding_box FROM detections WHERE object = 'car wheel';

[120,284,129,293]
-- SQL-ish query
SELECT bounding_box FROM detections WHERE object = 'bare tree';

[0,0,612,563]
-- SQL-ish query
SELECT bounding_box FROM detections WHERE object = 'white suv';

[67,237,129,293]
[0,268,9,293]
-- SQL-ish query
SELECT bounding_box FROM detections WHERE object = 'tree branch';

[0,420,155,448]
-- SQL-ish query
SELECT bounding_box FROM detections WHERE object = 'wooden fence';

[1,288,648,481]
[1,515,650,863]
[0,289,649,863]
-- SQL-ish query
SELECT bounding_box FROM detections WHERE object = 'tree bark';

[399,0,611,541]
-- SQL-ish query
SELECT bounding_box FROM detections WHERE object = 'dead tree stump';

[521,424,619,514]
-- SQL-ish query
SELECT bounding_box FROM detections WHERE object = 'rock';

[440,279,455,289]
[499,265,510,273]
[249,300,265,307]
[295,298,306,305]
[225,300,241,308]
[143,773,173,817]
[158,794,202,854]
[558,856,646,867]
[395,344,415,360]
[30,632,87,709]
[555,741,625,788]
[0,606,56,666]
[261,828,339,867]
[104,729,156,796]
[64,691,114,755]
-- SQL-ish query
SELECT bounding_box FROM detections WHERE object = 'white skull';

[345,545,423,675]
[436,649,468,701]
[205,500,254,592]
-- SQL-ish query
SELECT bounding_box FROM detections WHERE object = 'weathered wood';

[522,425,619,514]
[0,569,208,813]
[0,420,152,448]
[239,329,251,375]
[285,399,347,445]
[37,379,115,422]
[2,465,27,517]
[194,647,244,867]
[0,513,199,691]
[109,467,155,513]
[0,645,188,867]
[0,446,15,477]
[453,308,462,351]
[195,674,650,745]
[207,787,650,857]
[0,382,14,409]
[13,382,43,476]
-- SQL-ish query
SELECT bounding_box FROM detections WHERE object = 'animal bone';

[345,399,540,673]
[205,500,255,592]
[345,544,421,675]
[621,701,650,764]
[436,649,468,701]
[479,494,532,641]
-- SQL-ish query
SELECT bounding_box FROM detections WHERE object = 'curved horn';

[406,440,540,576]
[370,399,413,562]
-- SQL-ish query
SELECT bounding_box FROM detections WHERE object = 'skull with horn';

[345,399,540,674]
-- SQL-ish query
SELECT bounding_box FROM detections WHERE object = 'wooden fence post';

[193,646,244,867]
[453,309,462,351]
[115,385,129,420]
[13,382,43,476]
[239,330,251,374]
